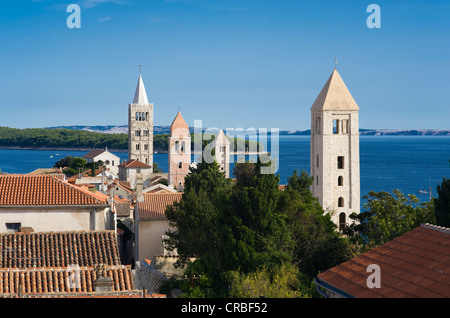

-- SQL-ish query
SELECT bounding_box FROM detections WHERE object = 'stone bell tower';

[168,111,191,190]
[310,68,360,230]
[128,71,153,172]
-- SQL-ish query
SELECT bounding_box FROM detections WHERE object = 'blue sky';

[0,0,449,130]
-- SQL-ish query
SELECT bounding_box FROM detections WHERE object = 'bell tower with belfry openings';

[310,63,360,231]
[128,64,153,172]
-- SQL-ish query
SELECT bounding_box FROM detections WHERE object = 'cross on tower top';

[138,63,143,74]
[333,56,338,69]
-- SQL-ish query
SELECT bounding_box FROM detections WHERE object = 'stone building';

[310,68,360,230]
[82,147,120,175]
[168,112,191,190]
[214,129,230,178]
[128,73,154,169]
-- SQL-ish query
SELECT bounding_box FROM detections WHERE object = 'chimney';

[94,264,114,293]
[136,172,144,202]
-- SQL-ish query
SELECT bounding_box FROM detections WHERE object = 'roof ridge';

[421,223,450,234]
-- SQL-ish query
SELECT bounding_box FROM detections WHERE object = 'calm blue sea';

[1,136,449,208]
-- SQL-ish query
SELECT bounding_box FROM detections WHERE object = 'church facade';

[310,68,360,230]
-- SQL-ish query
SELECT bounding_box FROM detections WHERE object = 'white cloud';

[98,16,112,22]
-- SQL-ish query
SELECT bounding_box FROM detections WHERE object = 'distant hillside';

[45,125,450,136]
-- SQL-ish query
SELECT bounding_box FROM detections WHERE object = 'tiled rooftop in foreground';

[316,223,450,298]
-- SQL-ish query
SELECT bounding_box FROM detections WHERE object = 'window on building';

[333,119,340,134]
[146,112,149,121]
[136,144,140,151]
[338,176,343,186]
[142,112,146,121]
[315,117,321,134]
[342,120,349,134]
[144,144,148,151]
[338,197,344,207]
[178,161,182,169]
[135,129,141,137]
[181,141,185,153]
[316,175,318,185]
[6,223,21,231]
[316,154,319,168]
[175,141,179,152]
[337,156,344,169]
[112,160,114,166]
[339,213,346,231]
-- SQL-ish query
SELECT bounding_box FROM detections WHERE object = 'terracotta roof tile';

[118,159,151,169]
[0,265,134,296]
[138,193,182,220]
[0,231,120,268]
[0,174,108,206]
[317,224,450,298]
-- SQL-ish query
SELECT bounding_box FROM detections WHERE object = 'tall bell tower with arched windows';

[128,72,153,171]
[168,111,191,190]
[310,67,360,231]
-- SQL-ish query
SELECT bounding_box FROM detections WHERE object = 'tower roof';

[214,129,230,146]
[132,74,149,105]
[170,111,189,135]
[311,68,359,112]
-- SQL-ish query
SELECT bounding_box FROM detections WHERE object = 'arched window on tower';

[338,176,343,186]
[180,141,185,153]
[146,112,149,121]
[315,117,321,134]
[339,213,346,231]
[338,197,344,207]
[174,141,179,152]
[333,119,340,134]
[135,112,139,121]
[139,112,142,121]
[142,112,146,121]
[178,161,182,169]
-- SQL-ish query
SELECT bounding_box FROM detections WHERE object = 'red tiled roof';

[118,159,151,169]
[0,231,120,268]
[0,265,137,296]
[0,174,108,206]
[316,224,450,298]
[138,193,182,220]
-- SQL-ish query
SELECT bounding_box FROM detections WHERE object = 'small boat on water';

[417,190,427,194]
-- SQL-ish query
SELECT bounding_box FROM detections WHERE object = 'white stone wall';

[0,206,110,232]
[128,103,154,167]
[311,110,360,227]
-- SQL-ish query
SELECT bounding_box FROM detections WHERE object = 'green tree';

[345,189,435,251]
[281,170,351,277]
[228,264,305,298]
[435,177,450,227]
[219,160,292,274]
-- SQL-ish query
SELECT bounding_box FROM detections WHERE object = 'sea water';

[1,136,449,209]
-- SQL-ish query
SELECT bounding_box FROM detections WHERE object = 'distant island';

[45,125,450,136]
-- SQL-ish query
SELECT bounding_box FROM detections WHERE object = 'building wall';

[137,219,174,261]
[311,110,360,227]
[119,167,152,190]
[91,152,120,175]
[0,206,110,232]
[128,103,154,167]
[168,135,191,188]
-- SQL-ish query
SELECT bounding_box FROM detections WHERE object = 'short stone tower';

[310,68,360,230]
[168,112,191,190]
[214,129,230,178]
[128,73,153,171]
